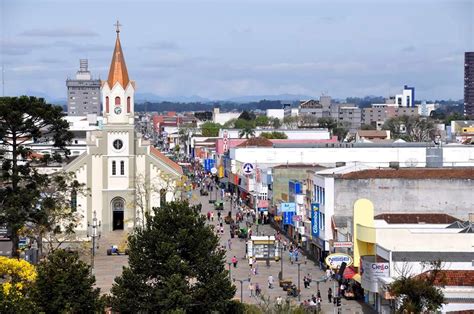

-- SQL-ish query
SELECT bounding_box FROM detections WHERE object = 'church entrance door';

[112,198,125,230]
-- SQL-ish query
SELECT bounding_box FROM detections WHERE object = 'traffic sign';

[242,163,254,175]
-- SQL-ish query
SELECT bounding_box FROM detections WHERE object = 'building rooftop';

[237,137,273,147]
[273,163,322,169]
[356,130,389,138]
[391,252,474,262]
[416,270,474,287]
[150,146,183,175]
[374,213,460,224]
[340,168,474,179]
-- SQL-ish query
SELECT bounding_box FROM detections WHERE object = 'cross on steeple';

[114,20,122,34]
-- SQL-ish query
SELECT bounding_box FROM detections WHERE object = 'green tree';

[238,110,256,121]
[255,115,269,127]
[317,117,337,130]
[111,201,236,312]
[260,131,288,139]
[238,126,256,139]
[234,118,256,129]
[299,115,318,127]
[32,249,102,313]
[200,122,221,137]
[282,116,298,129]
[382,116,435,142]
[360,123,376,130]
[272,118,281,129]
[0,96,72,258]
[389,260,446,313]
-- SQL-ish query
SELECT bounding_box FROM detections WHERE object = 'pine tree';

[111,201,236,312]
[32,249,102,313]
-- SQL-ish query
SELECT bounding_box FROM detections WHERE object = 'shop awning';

[343,266,357,279]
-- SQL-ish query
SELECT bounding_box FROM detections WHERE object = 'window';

[320,212,325,230]
[120,161,125,175]
[115,96,121,106]
[127,97,131,113]
[106,96,109,113]
[112,161,116,175]
[71,190,77,211]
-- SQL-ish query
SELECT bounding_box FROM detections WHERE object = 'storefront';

[360,255,390,312]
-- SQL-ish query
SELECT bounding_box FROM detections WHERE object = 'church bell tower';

[101,21,135,125]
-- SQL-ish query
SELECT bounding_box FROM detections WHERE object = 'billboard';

[311,203,319,238]
[283,211,295,225]
[360,258,390,292]
[325,253,353,269]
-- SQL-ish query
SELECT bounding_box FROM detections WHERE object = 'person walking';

[326,267,332,281]
[255,283,261,296]
[268,275,274,289]
[248,256,254,268]
[232,256,238,268]
[317,289,321,301]
[328,287,333,303]
[227,238,232,250]
[249,281,254,297]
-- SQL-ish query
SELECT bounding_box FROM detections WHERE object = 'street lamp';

[233,277,250,303]
[279,241,284,280]
[266,235,270,267]
[295,261,304,302]
[87,210,101,273]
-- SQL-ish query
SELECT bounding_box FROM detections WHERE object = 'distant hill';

[225,94,312,103]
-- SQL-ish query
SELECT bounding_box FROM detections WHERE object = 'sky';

[1,0,473,101]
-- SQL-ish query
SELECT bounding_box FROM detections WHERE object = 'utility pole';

[296,261,303,301]
[279,241,284,280]
[87,210,101,273]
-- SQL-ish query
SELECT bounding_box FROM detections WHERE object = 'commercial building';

[330,104,362,131]
[353,200,474,313]
[465,52,474,116]
[212,107,241,125]
[307,165,474,261]
[66,59,101,116]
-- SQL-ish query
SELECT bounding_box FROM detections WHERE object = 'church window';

[112,161,116,175]
[127,97,131,113]
[105,96,109,113]
[71,190,77,211]
[115,96,121,106]
[120,161,125,175]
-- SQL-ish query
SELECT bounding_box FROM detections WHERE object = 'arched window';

[112,160,116,175]
[105,96,109,113]
[115,96,120,106]
[127,97,131,113]
[120,160,125,175]
[112,198,124,211]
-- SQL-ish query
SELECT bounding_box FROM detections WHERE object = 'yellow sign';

[218,165,224,178]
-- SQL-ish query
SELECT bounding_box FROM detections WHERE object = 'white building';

[266,109,285,120]
[395,85,415,107]
[63,27,182,233]
[212,107,241,125]
[220,128,330,140]
[418,101,438,116]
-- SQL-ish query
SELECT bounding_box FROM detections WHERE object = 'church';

[65,25,183,233]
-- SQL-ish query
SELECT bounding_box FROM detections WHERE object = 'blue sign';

[204,159,215,172]
[280,202,296,213]
[283,211,294,225]
[311,203,319,238]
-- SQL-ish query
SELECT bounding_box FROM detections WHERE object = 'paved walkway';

[91,188,375,313]
[191,190,375,313]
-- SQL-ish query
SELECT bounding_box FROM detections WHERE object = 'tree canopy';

[382,115,436,142]
[389,261,446,313]
[0,96,73,257]
[32,249,102,313]
[111,201,235,312]
[260,131,288,139]
[238,110,256,121]
[200,122,221,137]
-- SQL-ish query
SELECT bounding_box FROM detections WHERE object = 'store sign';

[283,211,294,225]
[292,215,302,222]
[280,202,296,213]
[333,241,353,248]
[360,258,390,293]
[325,253,353,269]
[311,203,319,238]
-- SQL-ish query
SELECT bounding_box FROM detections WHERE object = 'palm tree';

[238,127,255,139]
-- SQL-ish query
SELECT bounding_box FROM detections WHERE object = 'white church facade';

[65,26,182,232]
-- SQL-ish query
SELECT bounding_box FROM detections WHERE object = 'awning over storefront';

[343,266,357,279]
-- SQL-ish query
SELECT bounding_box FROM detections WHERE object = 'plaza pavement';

[92,188,375,313]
